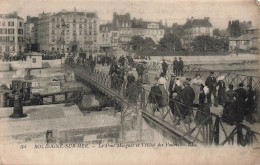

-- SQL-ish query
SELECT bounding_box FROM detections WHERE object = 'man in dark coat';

[181,80,195,123]
[235,83,247,123]
[136,63,144,80]
[162,59,168,74]
[126,71,135,88]
[245,85,255,123]
[109,61,118,89]
[173,57,179,76]
[116,66,124,91]
[177,57,184,76]
[148,77,162,112]
[205,72,218,107]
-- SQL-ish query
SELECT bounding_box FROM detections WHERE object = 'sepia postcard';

[0,0,260,164]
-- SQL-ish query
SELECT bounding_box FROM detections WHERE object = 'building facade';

[132,22,164,43]
[0,12,24,55]
[111,13,165,48]
[112,12,132,46]
[37,9,99,54]
[24,16,39,51]
[229,27,259,53]
[182,17,213,47]
[99,23,119,51]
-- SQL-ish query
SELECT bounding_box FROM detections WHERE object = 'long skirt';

[218,89,225,105]
[195,103,211,124]
[158,85,168,107]
[222,102,235,124]
[233,102,245,123]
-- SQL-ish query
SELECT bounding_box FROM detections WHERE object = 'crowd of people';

[147,70,258,125]
[161,57,184,76]
[79,54,259,126]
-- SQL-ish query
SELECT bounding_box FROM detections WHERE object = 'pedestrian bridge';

[65,61,260,146]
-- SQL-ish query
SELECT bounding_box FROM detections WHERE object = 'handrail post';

[213,116,220,145]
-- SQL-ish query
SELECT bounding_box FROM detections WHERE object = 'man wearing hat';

[235,83,247,123]
[177,57,184,76]
[181,80,195,123]
[205,72,218,107]
[162,59,168,75]
[173,57,179,76]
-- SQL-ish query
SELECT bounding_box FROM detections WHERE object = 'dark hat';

[183,80,190,85]
[210,72,214,74]
[160,72,166,77]
[239,83,244,87]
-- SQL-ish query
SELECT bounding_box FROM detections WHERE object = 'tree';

[158,33,182,52]
[129,36,155,57]
[171,23,185,37]
[213,28,220,36]
[239,21,252,35]
[129,35,145,52]
[227,20,242,37]
[191,35,229,53]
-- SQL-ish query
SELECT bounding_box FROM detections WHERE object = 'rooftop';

[99,23,113,31]
[0,13,23,20]
[229,33,258,41]
[183,17,212,28]
[25,17,39,24]
[131,18,163,29]
[53,11,97,18]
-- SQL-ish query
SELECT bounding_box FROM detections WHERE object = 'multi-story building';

[112,12,132,46]
[37,9,99,54]
[182,17,213,47]
[99,23,119,52]
[229,27,259,53]
[0,12,24,55]
[132,20,164,43]
[112,13,165,48]
[24,16,39,51]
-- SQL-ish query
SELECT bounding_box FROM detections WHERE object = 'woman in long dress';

[190,74,205,106]
[217,76,226,106]
[195,86,211,125]
[158,73,168,117]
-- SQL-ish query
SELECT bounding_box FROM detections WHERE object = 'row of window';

[0,46,16,53]
[52,18,97,24]
[0,36,23,42]
[0,21,22,27]
[0,28,23,34]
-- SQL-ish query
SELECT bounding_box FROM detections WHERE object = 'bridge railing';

[183,65,259,89]
[146,63,259,89]
[65,61,259,146]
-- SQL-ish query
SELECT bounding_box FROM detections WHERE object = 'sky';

[0,0,259,29]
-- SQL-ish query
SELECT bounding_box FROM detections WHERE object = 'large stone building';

[182,17,213,47]
[131,19,164,43]
[24,16,39,51]
[229,27,259,53]
[99,23,119,52]
[0,12,24,55]
[112,12,132,46]
[37,9,99,54]
[111,12,165,48]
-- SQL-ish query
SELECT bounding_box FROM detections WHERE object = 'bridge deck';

[65,62,260,146]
